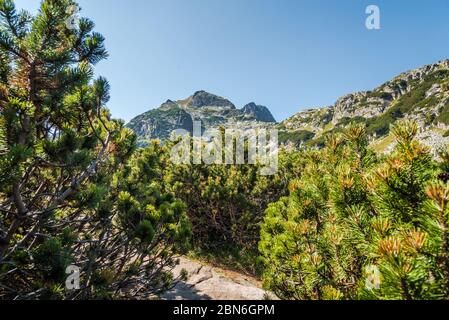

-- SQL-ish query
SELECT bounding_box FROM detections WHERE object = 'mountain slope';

[126,102,193,143]
[279,59,449,153]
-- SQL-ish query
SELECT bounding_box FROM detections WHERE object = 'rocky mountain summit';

[279,60,449,154]
[242,102,276,123]
[127,91,276,145]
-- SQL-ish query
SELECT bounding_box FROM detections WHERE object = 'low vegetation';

[0,0,190,299]
[259,121,449,300]
[2,0,449,301]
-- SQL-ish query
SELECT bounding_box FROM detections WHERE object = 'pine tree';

[0,0,190,299]
[259,120,449,300]
[162,134,303,274]
[362,121,443,299]
[259,123,376,299]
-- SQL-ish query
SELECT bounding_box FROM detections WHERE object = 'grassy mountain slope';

[280,60,449,154]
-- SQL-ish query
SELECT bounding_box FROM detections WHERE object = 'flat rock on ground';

[161,257,277,300]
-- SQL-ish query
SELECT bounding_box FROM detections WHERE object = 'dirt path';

[161,257,277,300]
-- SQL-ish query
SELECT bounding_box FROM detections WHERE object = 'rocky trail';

[161,257,277,300]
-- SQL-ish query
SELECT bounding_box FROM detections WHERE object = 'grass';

[278,130,315,146]
[436,101,449,125]
[370,134,395,153]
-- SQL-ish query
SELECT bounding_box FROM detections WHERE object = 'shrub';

[259,121,449,300]
[0,0,190,299]
[163,140,304,274]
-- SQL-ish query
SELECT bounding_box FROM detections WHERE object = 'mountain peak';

[242,102,276,123]
[186,90,236,109]
[127,92,276,144]
[244,102,257,108]
[160,99,177,109]
[193,90,207,96]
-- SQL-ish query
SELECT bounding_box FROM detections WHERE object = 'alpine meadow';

[1,0,449,302]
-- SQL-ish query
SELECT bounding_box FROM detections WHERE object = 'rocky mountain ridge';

[127,91,276,145]
[279,59,449,154]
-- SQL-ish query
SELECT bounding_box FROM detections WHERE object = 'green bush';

[259,121,449,300]
[0,0,190,299]
[163,140,304,274]
[279,130,315,146]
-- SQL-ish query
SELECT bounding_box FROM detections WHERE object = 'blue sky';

[15,0,449,122]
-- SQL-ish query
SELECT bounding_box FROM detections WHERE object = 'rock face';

[126,105,193,145]
[279,59,449,153]
[242,102,276,123]
[127,91,277,145]
[161,257,277,300]
[183,90,236,109]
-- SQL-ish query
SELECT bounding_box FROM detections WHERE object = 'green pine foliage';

[162,136,304,274]
[2,0,449,301]
[259,121,449,300]
[0,0,190,299]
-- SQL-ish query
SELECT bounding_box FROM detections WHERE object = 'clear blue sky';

[15,0,449,122]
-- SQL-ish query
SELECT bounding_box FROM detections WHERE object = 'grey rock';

[241,102,276,123]
[126,105,193,145]
[127,91,277,143]
[161,257,278,300]
[185,90,235,109]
